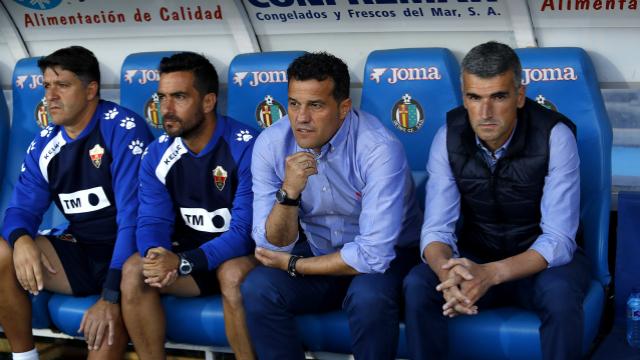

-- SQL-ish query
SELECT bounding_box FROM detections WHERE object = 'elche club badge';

[213,165,228,191]
[144,93,164,129]
[89,144,105,168]
[255,95,285,129]
[391,93,425,133]
[535,94,558,112]
[34,97,52,129]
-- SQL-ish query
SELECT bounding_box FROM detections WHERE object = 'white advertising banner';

[5,0,231,40]
[529,0,639,27]
[242,0,511,35]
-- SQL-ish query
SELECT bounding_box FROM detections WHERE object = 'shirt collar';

[182,114,225,157]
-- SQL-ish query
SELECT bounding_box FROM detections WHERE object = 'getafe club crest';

[535,94,558,112]
[34,97,52,129]
[89,144,105,168]
[255,95,285,129]
[144,93,164,129]
[391,93,425,133]
[213,166,228,191]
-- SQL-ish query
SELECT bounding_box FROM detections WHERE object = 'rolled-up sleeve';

[420,125,460,263]
[251,132,297,253]
[340,139,409,273]
[529,123,579,268]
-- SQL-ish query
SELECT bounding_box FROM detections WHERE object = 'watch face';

[179,258,192,275]
[276,189,286,203]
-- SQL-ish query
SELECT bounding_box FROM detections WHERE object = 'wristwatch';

[287,255,303,277]
[178,256,193,276]
[276,188,301,206]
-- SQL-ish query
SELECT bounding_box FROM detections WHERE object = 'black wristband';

[287,255,303,277]
[101,288,120,304]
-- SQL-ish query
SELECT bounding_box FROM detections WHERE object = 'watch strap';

[278,189,301,206]
[287,255,303,277]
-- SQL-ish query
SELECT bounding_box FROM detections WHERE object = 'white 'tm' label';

[180,207,231,233]
[58,187,111,214]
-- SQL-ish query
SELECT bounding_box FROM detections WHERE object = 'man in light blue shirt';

[404,42,591,360]
[242,52,421,359]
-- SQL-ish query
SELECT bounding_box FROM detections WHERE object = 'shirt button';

[334,230,339,235]
[322,186,327,192]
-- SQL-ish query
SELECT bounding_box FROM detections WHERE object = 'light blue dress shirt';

[252,109,421,274]
[421,122,580,268]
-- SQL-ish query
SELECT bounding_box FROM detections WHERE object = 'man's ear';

[203,93,217,114]
[338,98,352,120]
[517,85,526,109]
[85,81,99,101]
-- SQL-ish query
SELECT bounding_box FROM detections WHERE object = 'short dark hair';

[287,52,350,102]
[461,41,522,88]
[159,52,219,97]
[38,46,101,95]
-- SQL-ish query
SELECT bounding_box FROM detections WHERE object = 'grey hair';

[461,41,522,89]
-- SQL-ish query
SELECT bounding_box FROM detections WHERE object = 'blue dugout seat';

[0,69,50,330]
[441,47,612,360]
[119,51,176,138]
[49,294,230,347]
[0,78,10,194]
[361,48,462,209]
[227,51,304,129]
[0,57,61,328]
[0,57,66,232]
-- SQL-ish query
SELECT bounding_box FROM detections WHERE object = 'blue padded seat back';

[515,47,612,286]
[0,57,62,230]
[120,52,176,138]
[361,48,461,207]
[227,51,304,130]
[0,82,10,189]
[361,48,462,172]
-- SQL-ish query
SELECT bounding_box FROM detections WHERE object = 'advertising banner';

[242,0,510,35]
[529,0,639,27]
[6,0,230,40]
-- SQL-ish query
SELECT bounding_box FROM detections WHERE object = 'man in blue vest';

[404,41,591,360]
[120,52,257,360]
[0,46,153,360]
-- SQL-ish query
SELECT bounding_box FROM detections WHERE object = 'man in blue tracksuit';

[120,52,257,360]
[0,46,153,360]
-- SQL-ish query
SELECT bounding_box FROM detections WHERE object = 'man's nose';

[45,87,59,102]
[480,100,493,120]
[295,106,310,123]
[160,98,173,116]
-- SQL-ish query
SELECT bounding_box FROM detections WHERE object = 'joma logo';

[233,70,288,87]
[521,67,578,85]
[370,67,442,84]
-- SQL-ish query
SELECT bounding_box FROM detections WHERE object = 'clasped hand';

[435,257,496,318]
[142,247,179,288]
